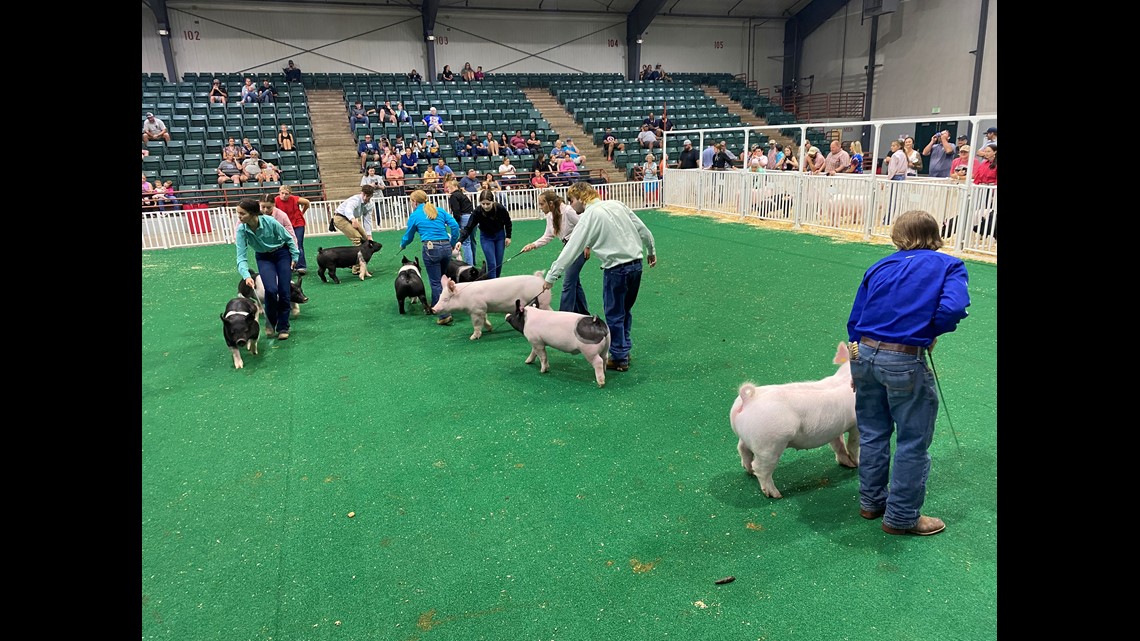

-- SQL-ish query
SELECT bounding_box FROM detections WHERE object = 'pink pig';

[505,299,611,387]
[728,342,859,498]
[432,271,553,340]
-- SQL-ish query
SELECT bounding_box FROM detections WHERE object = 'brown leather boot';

[882,515,945,536]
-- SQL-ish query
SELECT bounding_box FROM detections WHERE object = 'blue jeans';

[851,343,937,530]
[601,259,643,363]
[458,213,476,265]
[422,241,453,319]
[293,226,307,270]
[559,250,589,315]
[481,229,506,278]
[255,246,293,333]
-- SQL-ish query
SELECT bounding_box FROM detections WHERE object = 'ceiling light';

[157,28,170,36]
[426,34,436,41]
[636,37,643,44]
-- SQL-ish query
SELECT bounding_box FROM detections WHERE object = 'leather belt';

[859,337,921,355]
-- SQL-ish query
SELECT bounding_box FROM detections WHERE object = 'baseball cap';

[683,139,691,145]
[956,134,968,140]
[146,112,154,117]
[960,145,971,153]
[985,127,997,134]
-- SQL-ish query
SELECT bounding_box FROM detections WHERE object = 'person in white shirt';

[333,185,377,271]
[498,159,517,186]
[521,190,588,315]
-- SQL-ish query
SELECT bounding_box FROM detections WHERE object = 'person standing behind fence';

[849,141,864,174]
[885,141,907,181]
[399,190,460,326]
[457,190,512,279]
[542,182,656,373]
[824,141,853,176]
[923,130,955,178]
[275,185,311,275]
[522,190,589,315]
[235,198,299,340]
[847,209,970,537]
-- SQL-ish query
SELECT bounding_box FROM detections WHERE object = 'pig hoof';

[469,334,480,340]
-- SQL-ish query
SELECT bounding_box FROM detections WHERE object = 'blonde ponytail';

[410,189,439,220]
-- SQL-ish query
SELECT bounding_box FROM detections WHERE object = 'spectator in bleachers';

[849,141,864,174]
[386,159,405,191]
[499,132,515,157]
[824,140,853,176]
[142,112,171,144]
[526,130,543,155]
[533,152,554,174]
[408,68,422,83]
[208,79,228,104]
[461,62,476,82]
[983,127,997,149]
[396,101,411,123]
[421,132,440,160]
[562,138,583,166]
[637,125,659,150]
[530,169,549,189]
[423,107,446,134]
[484,132,501,157]
[283,60,302,84]
[421,164,439,194]
[656,64,673,83]
[257,79,277,104]
[156,180,179,211]
[643,112,659,131]
[498,157,518,185]
[393,134,407,154]
[349,101,369,130]
[510,130,529,156]
[902,136,921,176]
[378,100,398,124]
[885,140,907,181]
[381,146,399,170]
[241,137,259,158]
[408,136,424,158]
[441,65,456,82]
[216,153,246,185]
[474,66,485,81]
[277,124,295,152]
[141,144,150,159]
[256,160,280,185]
[657,114,674,139]
[459,168,481,193]
[224,137,245,162]
[602,128,625,162]
[639,65,652,81]
[358,134,382,173]
[400,146,420,178]
[240,77,258,103]
[435,157,454,178]
[923,130,955,178]
[142,173,155,209]
[361,165,385,189]
[242,151,263,182]
[455,134,472,157]
[481,173,503,194]
[557,151,580,178]
[677,139,699,169]
[646,66,661,81]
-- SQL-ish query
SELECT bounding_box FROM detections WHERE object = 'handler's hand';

[244,277,255,289]
[522,243,535,253]
[542,280,553,291]
[583,247,591,260]
[648,254,657,267]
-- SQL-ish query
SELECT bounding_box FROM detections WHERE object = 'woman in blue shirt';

[400,190,461,325]
[235,198,300,340]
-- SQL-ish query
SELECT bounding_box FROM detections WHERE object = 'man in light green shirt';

[543,182,657,372]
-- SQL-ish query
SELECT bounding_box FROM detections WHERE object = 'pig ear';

[834,341,850,364]
[444,276,455,291]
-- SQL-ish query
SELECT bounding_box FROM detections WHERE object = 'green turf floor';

[142,209,998,641]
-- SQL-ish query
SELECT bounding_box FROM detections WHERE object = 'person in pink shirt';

[949,145,972,181]
[530,169,549,189]
[509,130,528,155]
[558,153,579,177]
[386,159,405,189]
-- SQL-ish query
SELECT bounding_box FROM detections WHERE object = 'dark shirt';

[449,189,474,217]
[712,151,733,169]
[409,72,422,83]
[678,148,700,169]
[533,159,554,173]
[258,84,277,102]
[457,203,512,244]
[358,140,380,154]
[283,66,302,83]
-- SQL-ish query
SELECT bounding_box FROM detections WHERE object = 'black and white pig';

[505,299,611,387]
[316,239,383,284]
[394,255,430,315]
[445,259,485,283]
[221,297,261,369]
[238,271,309,319]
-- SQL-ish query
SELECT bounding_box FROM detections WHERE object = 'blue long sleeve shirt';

[236,215,300,279]
[846,249,970,348]
[400,204,460,250]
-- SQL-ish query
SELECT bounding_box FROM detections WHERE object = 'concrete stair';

[522,88,613,182]
[698,84,798,151]
[307,89,365,200]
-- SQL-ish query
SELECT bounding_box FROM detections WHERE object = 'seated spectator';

[361,165,385,189]
[459,168,481,192]
[395,101,411,123]
[216,153,245,185]
[481,173,503,193]
[557,152,579,177]
[241,137,258,158]
[420,132,440,160]
[455,134,473,157]
[637,125,658,150]
[408,68,422,83]
[656,64,674,83]
[156,180,179,211]
[349,101,369,130]
[498,157,517,185]
[240,77,258,103]
[499,132,516,157]
[434,157,454,178]
[533,152,554,174]
[142,173,155,209]
[393,134,407,154]
[257,79,277,104]
[422,107,446,134]
[380,147,398,171]
[602,128,625,161]
[421,164,440,193]
[562,138,583,166]
[471,133,490,157]
[142,112,171,144]
[525,130,542,155]
[283,60,302,83]
[481,132,499,157]
[241,151,263,182]
[400,147,420,177]
[530,169,549,189]
[647,65,662,81]
[461,62,476,82]
[277,124,295,152]
[385,159,405,190]
[358,134,382,173]
[141,144,150,159]
[643,112,659,130]
[378,100,398,124]
[510,130,528,155]
[256,160,280,185]
[639,64,651,81]
[207,79,228,104]
[441,65,455,81]
[474,66,485,81]
[223,137,245,162]
[658,114,675,138]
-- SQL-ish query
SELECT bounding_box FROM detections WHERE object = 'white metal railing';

[661,169,997,258]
